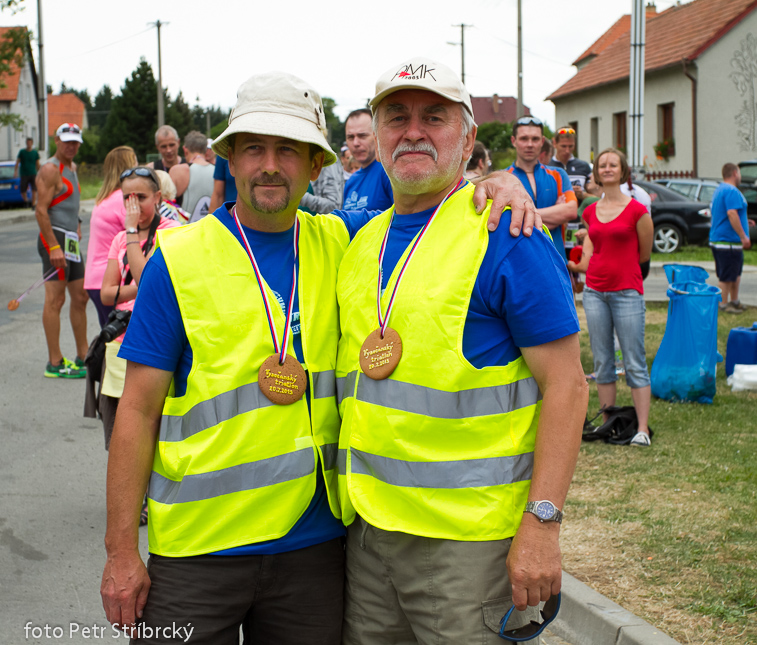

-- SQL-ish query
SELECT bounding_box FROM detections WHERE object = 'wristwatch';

[524,500,563,523]
[125,227,138,235]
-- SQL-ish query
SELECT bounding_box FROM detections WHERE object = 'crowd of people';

[22,53,752,644]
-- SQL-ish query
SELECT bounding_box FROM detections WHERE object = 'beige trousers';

[342,516,539,645]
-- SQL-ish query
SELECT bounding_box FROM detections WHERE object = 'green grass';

[568,303,757,643]
[664,245,757,266]
[79,176,101,201]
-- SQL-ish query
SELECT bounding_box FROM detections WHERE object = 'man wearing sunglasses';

[100,71,541,644]
[35,123,89,379]
[508,116,578,262]
[549,126,592,203]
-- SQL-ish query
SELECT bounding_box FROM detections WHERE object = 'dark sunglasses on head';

[557,128,576,136]
[498,593,561,642]
[515,116,543,127]
[120,167,160,190]
[58,124,81,134]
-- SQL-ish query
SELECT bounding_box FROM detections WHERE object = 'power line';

[474,26,573,68]
[61,27,152,59]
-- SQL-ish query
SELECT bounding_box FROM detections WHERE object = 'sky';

[1,0,685,129]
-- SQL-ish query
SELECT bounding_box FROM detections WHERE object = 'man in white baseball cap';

[101,69,539,645]
[336,57,588,643]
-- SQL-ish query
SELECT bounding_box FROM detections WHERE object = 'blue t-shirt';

[213,157,238,203]
[710,182,748,244]
[383,203,579,367]
[120,205,345,556]
[506,164,575,262]
[343,159,393,211]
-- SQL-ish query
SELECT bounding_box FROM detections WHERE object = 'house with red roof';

[546,0,757,178]
[471,95,530,126]
[0,26,40,162]
[47,93,88,137]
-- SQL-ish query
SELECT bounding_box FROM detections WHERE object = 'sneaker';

[630,432,651,446]
[723,303,742,315]
[65,357,87,378]
[728,301,748,313]
[44,358,86,379]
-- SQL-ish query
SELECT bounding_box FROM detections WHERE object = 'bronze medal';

[258,354,307,405]
[360,327,402,380]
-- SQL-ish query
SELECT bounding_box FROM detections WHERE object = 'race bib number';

[64,230,81,262]
[564,222,580,249]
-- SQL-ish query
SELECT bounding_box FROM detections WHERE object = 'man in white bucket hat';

[101,70,539,644]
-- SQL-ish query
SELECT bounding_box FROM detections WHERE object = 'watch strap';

[524,500,563,523]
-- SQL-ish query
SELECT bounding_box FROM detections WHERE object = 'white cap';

[212,72,336,166]
[55,123,83,143]
[369,57,473,116]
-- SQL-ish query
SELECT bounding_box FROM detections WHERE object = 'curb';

[551,572,680,645]
[0,199,94,228]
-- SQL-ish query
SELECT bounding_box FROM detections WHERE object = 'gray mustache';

[392,142,438,162]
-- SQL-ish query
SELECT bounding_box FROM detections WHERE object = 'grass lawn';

[663,245,757,266]
[79,176,101,201]
[563,303,757,644]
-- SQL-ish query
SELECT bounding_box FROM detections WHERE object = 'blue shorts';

[711,246,743,283]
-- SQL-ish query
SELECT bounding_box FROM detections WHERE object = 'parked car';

[0,161,27,207]
[634,180,711,253]
[653,177,720,205]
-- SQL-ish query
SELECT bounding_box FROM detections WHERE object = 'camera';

[100,309,132,342]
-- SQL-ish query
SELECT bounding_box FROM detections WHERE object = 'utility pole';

[517,0,523,118]
[449,24,472,84]
[629,0,646,175]
[149,20,167,127]
[37,0,46,157]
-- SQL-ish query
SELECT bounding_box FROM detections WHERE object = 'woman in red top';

[569,149,654,445]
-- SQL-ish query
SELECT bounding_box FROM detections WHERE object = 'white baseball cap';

[212,72,336,166]
[369,57,473,116]
[55,123,83,143]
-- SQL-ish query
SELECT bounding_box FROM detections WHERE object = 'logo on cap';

[391,64,437,83]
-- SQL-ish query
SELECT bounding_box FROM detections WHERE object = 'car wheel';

[653,223,683,253]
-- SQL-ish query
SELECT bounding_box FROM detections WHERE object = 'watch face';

[535,501,555,520]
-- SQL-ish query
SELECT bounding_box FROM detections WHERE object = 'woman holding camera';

[99,168,178,451]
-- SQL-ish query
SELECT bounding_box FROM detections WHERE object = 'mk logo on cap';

[392,64,437,83]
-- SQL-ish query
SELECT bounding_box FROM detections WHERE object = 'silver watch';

[125,227,138,235]
[524,500,563,523]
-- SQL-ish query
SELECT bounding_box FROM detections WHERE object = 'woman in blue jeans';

[569,149,654,445]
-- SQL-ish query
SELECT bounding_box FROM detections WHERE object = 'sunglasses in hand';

[498,593,561,642]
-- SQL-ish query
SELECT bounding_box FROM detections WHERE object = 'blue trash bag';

[651,281,722,404]
[662,264,710,285]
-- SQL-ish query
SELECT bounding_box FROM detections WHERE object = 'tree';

[322,97,345,149]
[0,23,28,130]
[476,121,513,152]
[89,85,113,131]
[98,58,158,162]
[59,82,92,110]
[165,90,193,139]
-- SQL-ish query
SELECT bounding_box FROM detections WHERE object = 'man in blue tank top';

[35,123,89,378]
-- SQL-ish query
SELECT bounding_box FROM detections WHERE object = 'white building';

[0,26,40,162]
[546,0,757,179]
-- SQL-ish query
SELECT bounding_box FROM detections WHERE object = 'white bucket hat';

[212,72,337,166]
[369,57,473,116]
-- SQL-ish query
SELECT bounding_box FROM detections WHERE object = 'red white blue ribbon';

[232,207,299,365]
[376,177,466,337]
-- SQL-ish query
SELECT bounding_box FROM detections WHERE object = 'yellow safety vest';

[336,184,541,541]
[148,212,348,556]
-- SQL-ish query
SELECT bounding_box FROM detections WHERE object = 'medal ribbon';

[376,177,466,337]
[232,207,299,365]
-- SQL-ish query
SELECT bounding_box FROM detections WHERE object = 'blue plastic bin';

[725,322,757,377]
[651,281,722,404]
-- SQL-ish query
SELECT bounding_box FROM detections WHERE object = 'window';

[590,117,599,162]
[569,121,579,157]
[613,112,627,152]
[658,103,675,155]
[26,84,31,107]
[699,185,717,203]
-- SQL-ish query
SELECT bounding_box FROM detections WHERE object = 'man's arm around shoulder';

[507,334,588,610]
[101,362,173,629]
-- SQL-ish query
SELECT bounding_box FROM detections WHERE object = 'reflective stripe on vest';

[347,448,533,489]
[160,369,337,443]
[150,448,316,505]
